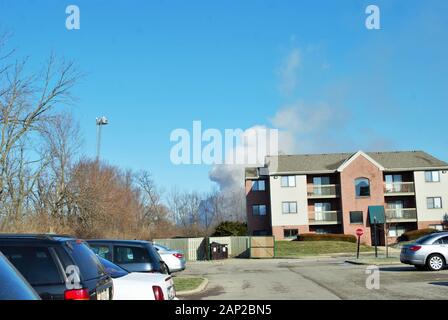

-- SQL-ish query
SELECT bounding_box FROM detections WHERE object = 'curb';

[176,278,209,296]
[345,259,402,266]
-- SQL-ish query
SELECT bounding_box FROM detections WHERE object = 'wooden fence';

[154,236,273,261]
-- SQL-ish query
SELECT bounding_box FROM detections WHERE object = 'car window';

[98,257,128,279]
[145,243,164,262]
[433,236,448,245]
[90,245,112,260]
[114,245,151,264]
[0,253,40,300]
[415,234,438,244]
[0,246,63,286]
[155,244,170,251]
[66,241,106,281]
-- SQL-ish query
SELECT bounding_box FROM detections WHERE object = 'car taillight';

[152,286,165,300]
[64,288,90,300]
[409,245,422,252]
[173,253,183,259]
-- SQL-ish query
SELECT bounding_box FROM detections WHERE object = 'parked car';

[87,239,169,274]
[98,256,176,300]
[400,231,448,271]
[153,243,186,273]
[0,251,41,300]
[0,234,113,300]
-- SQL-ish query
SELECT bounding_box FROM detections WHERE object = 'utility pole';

[96,116,108,161]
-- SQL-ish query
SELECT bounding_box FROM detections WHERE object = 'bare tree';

[0,34,80,229]
[135,170,179,239]
[167,188,205,236]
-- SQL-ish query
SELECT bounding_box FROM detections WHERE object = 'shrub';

[398,228,439,242]
[212,221,247,237]
[296,233,357,243]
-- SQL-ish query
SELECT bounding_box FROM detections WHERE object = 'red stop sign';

[356,228,364,237]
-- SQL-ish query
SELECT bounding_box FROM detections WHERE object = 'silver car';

[400,232,448,271]
[153,244,186,274]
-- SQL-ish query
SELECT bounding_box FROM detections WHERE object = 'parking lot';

[180,257,448,300]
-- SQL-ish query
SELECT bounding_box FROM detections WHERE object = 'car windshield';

[98,256,129,279]
[155,244,170,251]
[67,240,107,281]
[415,233,439,244]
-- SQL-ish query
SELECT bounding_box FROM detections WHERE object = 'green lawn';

[275,240,374,258]
[173,277,205,292]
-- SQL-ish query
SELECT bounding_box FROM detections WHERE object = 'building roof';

[245,151,448,177]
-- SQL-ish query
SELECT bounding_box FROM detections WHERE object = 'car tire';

[163,263,171,275]
[426,254,445,271]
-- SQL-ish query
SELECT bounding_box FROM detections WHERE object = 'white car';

[99,257,177,300]
[153,243,186,273]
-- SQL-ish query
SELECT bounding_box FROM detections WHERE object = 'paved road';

[179,258,448,300]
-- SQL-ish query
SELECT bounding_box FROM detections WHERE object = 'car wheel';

[163,263,171,275]
[426,254,445,271]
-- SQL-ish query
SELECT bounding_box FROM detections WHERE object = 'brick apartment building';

[245,151,448,245]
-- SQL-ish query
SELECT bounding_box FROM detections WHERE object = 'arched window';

[355,178,370,197]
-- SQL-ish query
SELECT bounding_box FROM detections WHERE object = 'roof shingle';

[261,150,448,174]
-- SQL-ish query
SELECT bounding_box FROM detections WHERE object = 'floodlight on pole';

[96,116,108,161]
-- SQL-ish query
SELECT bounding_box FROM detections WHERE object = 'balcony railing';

[308,210,341,225]
[384,182,415,195]
[307,184,339,198]
[385,208,417,222]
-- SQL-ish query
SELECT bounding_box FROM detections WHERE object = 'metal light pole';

[96,116,108,161]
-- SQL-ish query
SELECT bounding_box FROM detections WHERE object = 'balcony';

[307,184,340,198]
[384,182,415,196]
[385,208,417,222]
[308,210,341,225]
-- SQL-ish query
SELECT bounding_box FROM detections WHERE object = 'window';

[252,204,267,216]
[68,241,106,280]
[313,176,330,185]
[314,228,332,234]
[0,246,63,286]
[350,211,363,224]
[427,197,442,209]
[251,180,266,191]
[388,225,407,237]
[283,229,299,239]
[113,246,151,264]
[90,245,112,260]
[281,176,296,187]
[282,201,297,214]
[355,178,370,197]
[385,174,403,192]
[433,236,448,245]
[425,171,440,182]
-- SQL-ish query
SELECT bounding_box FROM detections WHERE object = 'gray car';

[400,232,448,271]
[87,240,169,274]
[153,243,186,273]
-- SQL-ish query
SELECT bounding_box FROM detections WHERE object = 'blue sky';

[1,0,447,193]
